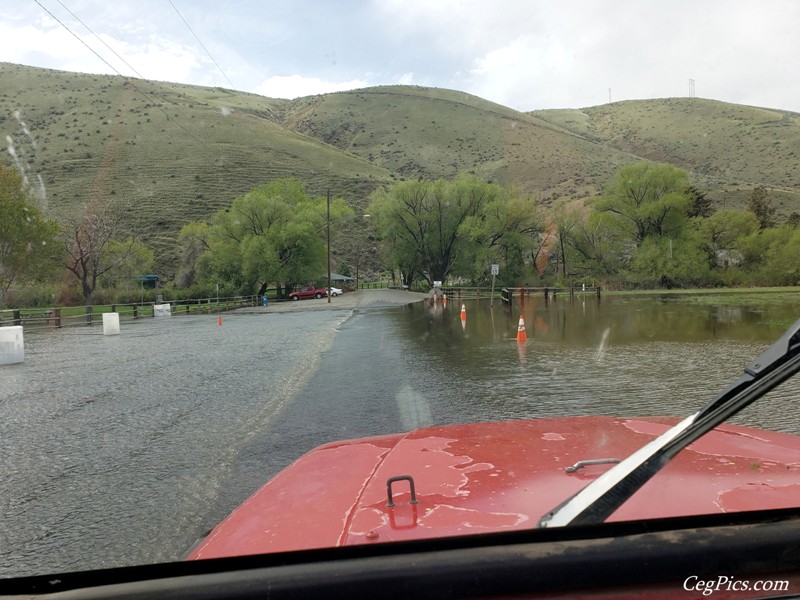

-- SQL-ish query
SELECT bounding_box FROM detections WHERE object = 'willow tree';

[193,179,351,297]
[461,192,543,284]
[369,174,502,287]
[594,162,692,247]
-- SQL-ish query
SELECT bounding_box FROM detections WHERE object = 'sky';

[2,0,800,113]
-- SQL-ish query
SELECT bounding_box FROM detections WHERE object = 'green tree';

[694,210,759,269]
[0,164,60,307]
[686,185,713,218]
[369,174,501,287]
[594,163,692,247]
[761,227,800,284]
[746,186,776,229]
[563,212,623,278]
[737,224,800,285]
[549,202,581,281]
[461,192,542,285]
[629,232,709,288]
[196,179,350,296]
[737,225,786,275]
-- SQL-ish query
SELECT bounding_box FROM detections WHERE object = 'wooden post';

[133,304,139,319]
[596,286,601,299]
[13,310,21,326]
[85,305,93,325]
[53,308,62,328]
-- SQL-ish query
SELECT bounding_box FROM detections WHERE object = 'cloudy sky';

[3,0,799,113]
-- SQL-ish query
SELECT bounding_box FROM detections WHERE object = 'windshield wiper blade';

[538,316,800,529]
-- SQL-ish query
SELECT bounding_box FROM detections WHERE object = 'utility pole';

[327,189,331,303]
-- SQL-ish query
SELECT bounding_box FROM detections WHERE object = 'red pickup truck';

[288,286,328,300]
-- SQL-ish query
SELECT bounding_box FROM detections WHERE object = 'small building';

[329,273,355,287]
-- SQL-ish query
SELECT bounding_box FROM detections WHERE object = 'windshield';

[2,0,800,588]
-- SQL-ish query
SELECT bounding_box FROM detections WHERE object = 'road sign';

[491,264,499,275]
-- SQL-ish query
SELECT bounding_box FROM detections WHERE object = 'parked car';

[288,286,327,300]
[327,287,342,296]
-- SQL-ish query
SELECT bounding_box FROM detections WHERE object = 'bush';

[5,284,60,308]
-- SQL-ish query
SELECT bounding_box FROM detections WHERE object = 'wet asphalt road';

[0,307,360,577]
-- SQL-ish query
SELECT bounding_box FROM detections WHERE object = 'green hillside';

[2,62,800,278]
[283,85,636,202]
[533,98,800,211]
[0,63,392,272]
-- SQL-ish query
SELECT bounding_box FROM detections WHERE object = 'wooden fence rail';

[501,286,601,306]
[0,295,259,331]
[441,287,498,300]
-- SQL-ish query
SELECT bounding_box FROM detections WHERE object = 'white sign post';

[490,264,499,306]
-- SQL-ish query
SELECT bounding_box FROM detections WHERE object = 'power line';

[55,0,147,81]
[168,0,236,90]
[33,0,211,149]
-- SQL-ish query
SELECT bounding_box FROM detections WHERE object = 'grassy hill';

[2,62,799,277]
[0,63,394,272]
[533,98,800,211]
[282,85,637,202]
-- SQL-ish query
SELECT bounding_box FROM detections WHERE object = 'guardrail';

[0,295,259,331]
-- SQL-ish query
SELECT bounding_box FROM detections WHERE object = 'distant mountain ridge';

[2,62,799,274]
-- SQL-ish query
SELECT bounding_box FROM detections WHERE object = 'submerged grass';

[607,286,800,298]
[607,287,800,330]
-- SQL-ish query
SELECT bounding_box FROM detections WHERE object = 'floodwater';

[1,292,800,578]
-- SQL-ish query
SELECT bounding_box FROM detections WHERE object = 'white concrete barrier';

[103,312,120,335]
[0,326,24,365]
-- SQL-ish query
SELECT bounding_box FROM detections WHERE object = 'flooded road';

[2,291,800,578]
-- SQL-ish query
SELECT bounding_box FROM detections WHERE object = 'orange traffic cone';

[217,316,222,326]
[460,304,467,320]
[516,315,527,343]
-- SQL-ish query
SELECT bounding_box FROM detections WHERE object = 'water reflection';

[396,292,800,434]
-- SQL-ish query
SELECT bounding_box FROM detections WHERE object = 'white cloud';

[397,73,415,86]
[374,0,800,112]
[252,75,371,99]
[5,0,800,112]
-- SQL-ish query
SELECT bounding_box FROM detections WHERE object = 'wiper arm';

[539,316,800,529]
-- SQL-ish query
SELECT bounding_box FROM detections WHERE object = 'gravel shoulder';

[236,289,430,314]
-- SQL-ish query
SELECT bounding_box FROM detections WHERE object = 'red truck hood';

[187,416,800,560]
